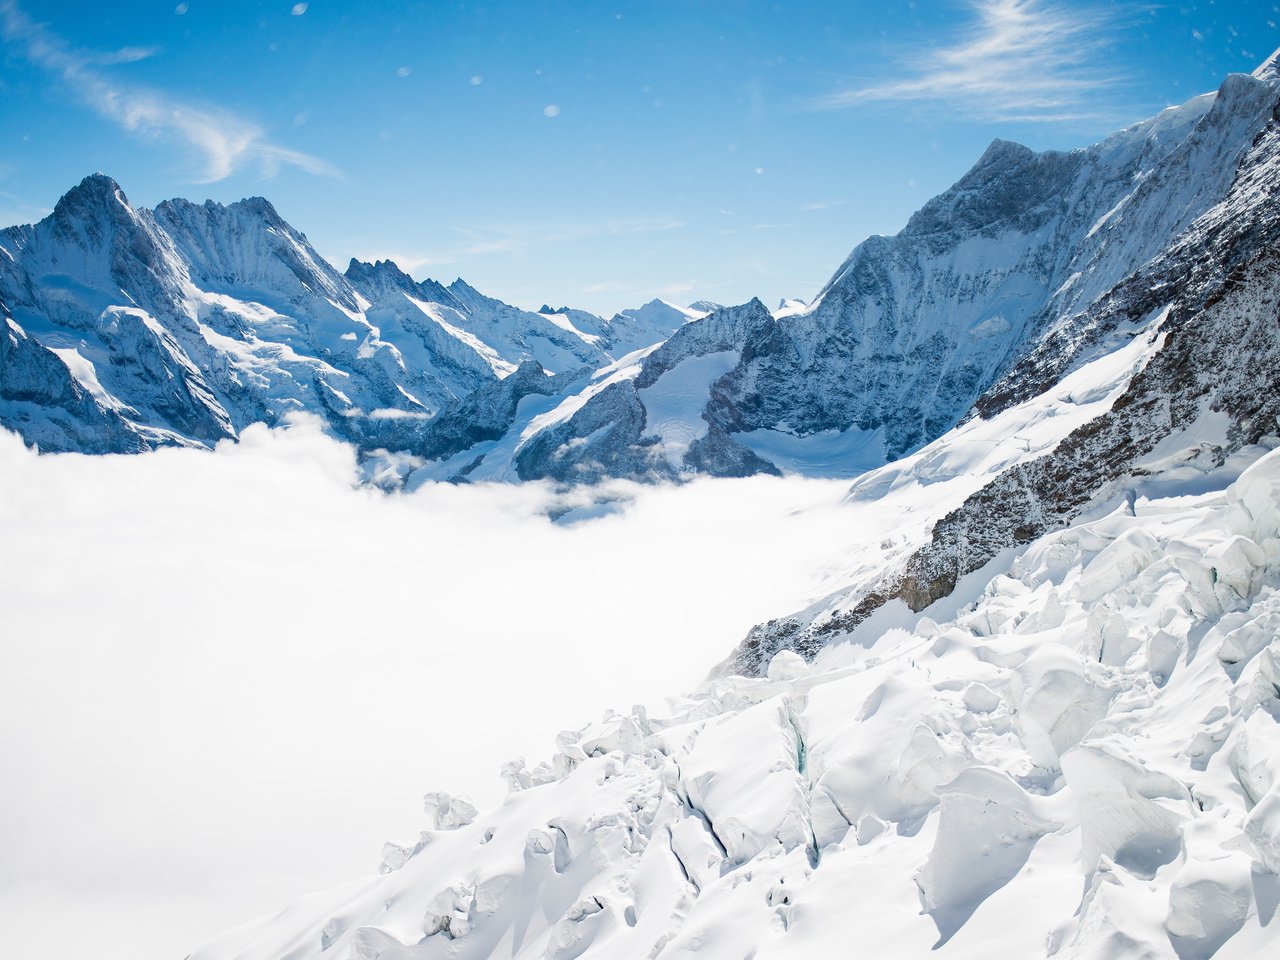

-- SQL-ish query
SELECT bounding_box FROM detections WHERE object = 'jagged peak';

[53,173,130,218]
[448,277,481,297]
[1253,45,1280,82]
[975,138,1033,166]
[693,295,774,326]
[155,194,295,238]
[509,358,547,379]
[345,257,413,282]
[226,195,287,228]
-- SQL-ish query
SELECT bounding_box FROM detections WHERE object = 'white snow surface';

[637,349,739,466]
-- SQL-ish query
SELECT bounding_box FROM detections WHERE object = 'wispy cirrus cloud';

[352,216,686,277]
[88,44,161,66]
[817,0,1129,123]
[0,0,338,182]
[450,216,686,258]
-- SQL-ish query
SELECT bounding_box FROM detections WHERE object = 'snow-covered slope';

[398,300,783,485]
[0,182,688,454]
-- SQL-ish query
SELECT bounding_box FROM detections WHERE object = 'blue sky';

[0,0,1275,314]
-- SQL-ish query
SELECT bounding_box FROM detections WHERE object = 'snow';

[636,349,738,466]
[517,350,653,448]
[538,308,603,345]
[736,424,886,478]
[48,346,121,410]
[773,298,808,318]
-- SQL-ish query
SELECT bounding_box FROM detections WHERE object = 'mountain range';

[2,56,1277,489]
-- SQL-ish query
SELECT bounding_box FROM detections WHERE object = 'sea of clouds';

[0,417,868,960]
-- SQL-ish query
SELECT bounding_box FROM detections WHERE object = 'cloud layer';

[0,419,867,960]
[819,0,1127,123]
[0,0,337,181]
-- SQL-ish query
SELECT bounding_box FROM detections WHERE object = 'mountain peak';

[1253,45,1280,82]
[345,257,426,301]
[976,138,1033,167]
[346,257,412,282]
[53,173,129,217]
[227,195,286,227]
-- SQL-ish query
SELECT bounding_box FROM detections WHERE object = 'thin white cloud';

[90,44,161,65]
[818,0,1128,123]
[0,1,338,182]
[801,199,847,212]
[451,216,686,258]
[355,217,685,278]
[654,279,699,297]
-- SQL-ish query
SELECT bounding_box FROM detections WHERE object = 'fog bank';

[0,419,867,960]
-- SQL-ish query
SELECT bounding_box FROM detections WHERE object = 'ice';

[677,697,811,864]
[961,682,1001,713]
[917,767,1055,944]
[423,792,477,830]
[1077,527,1160,603]
[1061,744,1188,875]
[1245,789,1280,876]
[1165,855,1252,959]
[1012,647,1115,770]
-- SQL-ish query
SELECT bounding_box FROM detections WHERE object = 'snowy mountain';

[373,58,1280,486]
[3,40,1278,960]
[0,182,691,454]
[8,58,1279,483]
